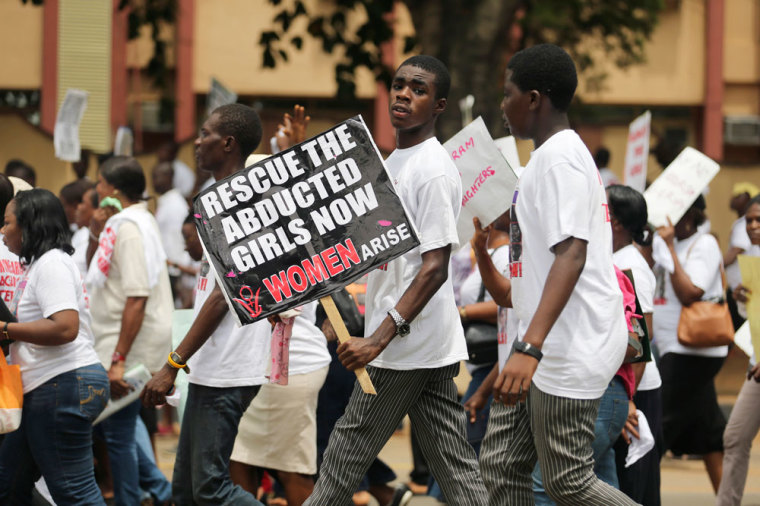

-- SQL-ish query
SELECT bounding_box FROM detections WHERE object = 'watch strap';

[387,308,409,336]
[167,352,191,373]
[513,341,543,362]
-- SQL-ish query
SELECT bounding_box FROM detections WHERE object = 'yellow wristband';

[167,352,187,370]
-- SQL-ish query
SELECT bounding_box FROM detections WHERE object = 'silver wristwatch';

[387,308,411,337]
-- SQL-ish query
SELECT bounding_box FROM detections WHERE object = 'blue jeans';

[136,417,171,503]
[173,383,264,505]
[0,364,109,505]
[533,377,629,504]
[98,398,143,506]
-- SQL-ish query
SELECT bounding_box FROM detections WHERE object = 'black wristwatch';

[387,308,411,337]
[513,341,543,362]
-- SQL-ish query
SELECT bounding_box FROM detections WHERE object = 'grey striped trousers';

[305,363,488,506]
[480,384,640,505]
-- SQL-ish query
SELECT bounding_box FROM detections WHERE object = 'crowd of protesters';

[0,44,758,506]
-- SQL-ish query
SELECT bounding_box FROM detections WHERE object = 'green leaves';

[260,0,397,98]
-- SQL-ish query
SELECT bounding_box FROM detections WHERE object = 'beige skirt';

[231,365,329,474]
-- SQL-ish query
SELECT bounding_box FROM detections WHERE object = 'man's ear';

[528,90,542,111]
[434,97,447,114]
[223,136,235,152]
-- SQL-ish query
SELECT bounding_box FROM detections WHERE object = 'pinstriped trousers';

[305,363,488,506]
[480,384,640,506]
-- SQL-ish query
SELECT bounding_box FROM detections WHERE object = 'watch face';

[399,323,411,336]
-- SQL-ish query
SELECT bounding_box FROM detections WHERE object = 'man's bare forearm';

[370,247,451,350]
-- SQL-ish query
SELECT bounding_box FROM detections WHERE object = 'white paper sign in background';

[444,117,518,246]
[54,89,88,162]
[493,135,522,173]
[207,77,238,116]
[643,147,719,228]
[623,111,651,193]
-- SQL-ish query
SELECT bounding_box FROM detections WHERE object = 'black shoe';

[388,483,413,506]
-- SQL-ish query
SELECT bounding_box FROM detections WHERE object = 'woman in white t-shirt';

[229,302,331,505]
[0,174,21,304]
[653,195,726,493]
[86,156,173,505]
[0,189,108,505]
[606,185,662,504]
[717,194,760,505]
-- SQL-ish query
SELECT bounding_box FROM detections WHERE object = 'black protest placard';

[193,115,420,325]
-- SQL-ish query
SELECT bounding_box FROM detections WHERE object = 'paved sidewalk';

[153,350,760,505]
[155,418,760,506]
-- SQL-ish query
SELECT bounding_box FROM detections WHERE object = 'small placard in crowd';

[207,77,238,116]
[54,89,88,162]
[738,255,760,358]
[444,117,518,246]
[493,135,522,175]
[644,147,719,228]
[623,110,651,193]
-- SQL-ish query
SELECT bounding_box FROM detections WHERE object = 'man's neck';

[396,127,435,150]
[532,113,571,149]
[213,161,244,181]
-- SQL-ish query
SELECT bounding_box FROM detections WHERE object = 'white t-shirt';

[71,226,90,276]
[652,233,727,358]
[89,221,174,373]
[155,188,190,275]
[461,246,509,372]
[726,216,752,289]
[459,247,510,306]
[451,244,474,305]
[173,159,196,198]
[366,137,468,370]
[613,244,661,391]
[186,256,270,387]
[510,130,628,400]
[494,246,518,372]
[232,302,330,379]
[0,239,22,304]
[10,249,101,393]
[286,302,331,375]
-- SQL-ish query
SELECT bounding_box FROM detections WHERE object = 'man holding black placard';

[305,56,488,505]
[141,104,268,506]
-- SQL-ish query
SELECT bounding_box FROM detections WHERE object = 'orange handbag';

[0,351,23,433]
[677,245,735,348]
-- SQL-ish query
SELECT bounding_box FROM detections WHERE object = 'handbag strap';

[476,281,487,303]
[684,234,728,296]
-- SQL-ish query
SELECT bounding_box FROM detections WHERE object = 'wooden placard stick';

[319,295,377,395]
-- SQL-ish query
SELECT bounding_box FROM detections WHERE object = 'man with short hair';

[141,104,267,506]
[305,55,488,506]
[157,140,196,198]
[152,161,189,298]
[4,159,36,188]
[480,43,637,505]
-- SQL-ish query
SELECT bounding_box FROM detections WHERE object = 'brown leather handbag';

[677,241,734,348]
